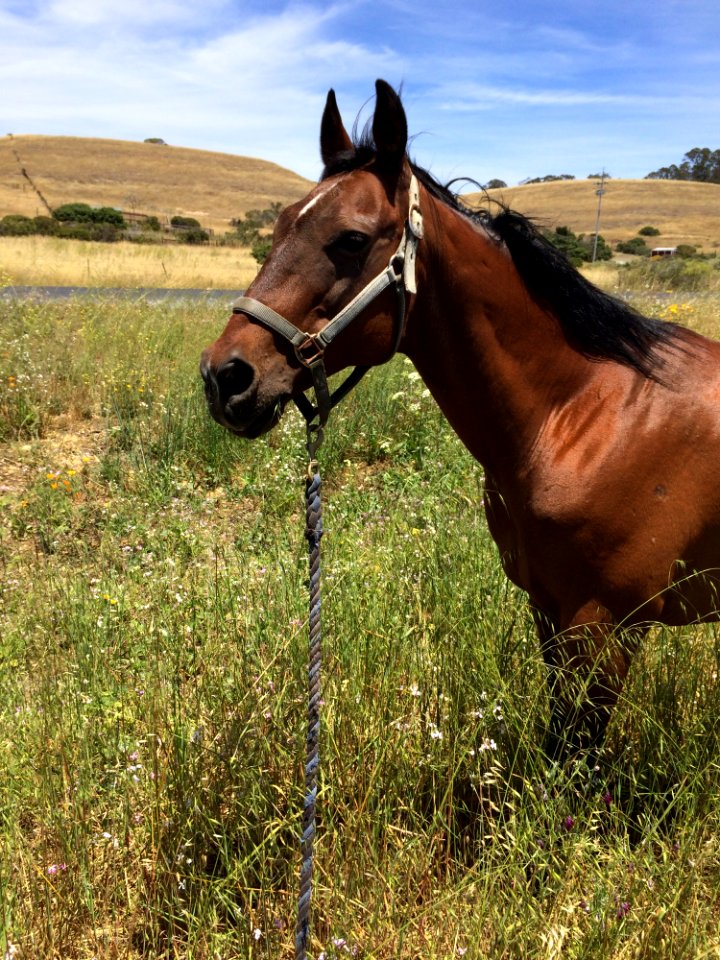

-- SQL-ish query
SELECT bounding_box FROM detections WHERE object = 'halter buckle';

[295,335,325,368]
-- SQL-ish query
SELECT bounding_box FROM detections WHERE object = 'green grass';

[1,292,720,958]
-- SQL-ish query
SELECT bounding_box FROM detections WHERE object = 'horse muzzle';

[199,351,287,439]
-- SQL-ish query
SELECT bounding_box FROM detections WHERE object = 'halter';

[231,174,423,454]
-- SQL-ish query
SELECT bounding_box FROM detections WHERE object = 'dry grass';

[4,135,720,254]
[0,134,314,234]
[474,178,720,251]
[0,235,260,288]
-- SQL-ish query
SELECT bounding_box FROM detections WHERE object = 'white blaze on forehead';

[296,179,344,222]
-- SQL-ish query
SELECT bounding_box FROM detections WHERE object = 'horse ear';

[320,89,353,167]
[372,79,407,172]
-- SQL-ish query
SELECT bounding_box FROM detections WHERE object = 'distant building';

[650,247,677,258]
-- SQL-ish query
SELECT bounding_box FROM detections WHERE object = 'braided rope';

[295,464,323,960]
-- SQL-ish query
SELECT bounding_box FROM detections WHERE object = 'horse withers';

[201,80,720,754]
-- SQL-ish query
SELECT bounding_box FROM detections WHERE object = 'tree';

[646,147,720,183]
[231,202,284,253]
[484,179,507,189]
[544,225,611,266]
[520,174,576,185]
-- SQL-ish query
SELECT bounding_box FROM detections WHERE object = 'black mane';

[323,136,679,379]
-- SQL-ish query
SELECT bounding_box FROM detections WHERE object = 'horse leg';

[534,604,640,761]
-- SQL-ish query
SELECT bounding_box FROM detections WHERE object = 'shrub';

[56,222,121,242]
[639,225,661,236]
[33,216,61,236]
[616,237,649,256]
[170,216,201,230]
[53,203,125,226]
[231,203,284,248]
[544,225,611,265]
[180,227,210,244]
[93,207,125,227]
[676,244,697,259]
[53,202,96,222]
[251,236,273,265]
[0,214,36,236]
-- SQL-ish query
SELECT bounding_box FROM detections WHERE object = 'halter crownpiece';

[231,174,423,433]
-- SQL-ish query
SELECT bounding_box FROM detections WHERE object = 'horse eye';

[330,231,370,257]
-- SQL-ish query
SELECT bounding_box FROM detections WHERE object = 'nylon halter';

[231,174,423,453]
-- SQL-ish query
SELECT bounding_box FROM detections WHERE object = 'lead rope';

[286,179,423,957]
[295,423,324,960]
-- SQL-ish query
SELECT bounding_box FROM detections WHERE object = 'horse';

[201,80,720,756]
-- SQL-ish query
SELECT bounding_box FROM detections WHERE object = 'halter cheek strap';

[231,175,423,447]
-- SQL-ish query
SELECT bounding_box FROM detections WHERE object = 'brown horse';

[201,80,720,754]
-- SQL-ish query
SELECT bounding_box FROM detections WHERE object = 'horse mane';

[323,132,679,380]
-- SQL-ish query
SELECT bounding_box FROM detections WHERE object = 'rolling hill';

[1,134,719,252]
[474,178,720,252]
[0,134,314,235]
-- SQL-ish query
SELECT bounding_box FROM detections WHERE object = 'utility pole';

[592,170,607,262]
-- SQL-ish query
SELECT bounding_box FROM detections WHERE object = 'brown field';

[0,234,260,288]
[473,178,720,251]
[0,134,314,235]
[2,134,720,285]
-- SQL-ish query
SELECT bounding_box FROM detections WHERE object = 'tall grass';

[1,293,720,958]
[0,236,259,289]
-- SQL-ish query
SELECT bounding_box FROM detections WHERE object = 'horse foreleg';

[534,604,641,760]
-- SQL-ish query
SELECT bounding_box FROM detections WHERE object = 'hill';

[2,135,719,254]
[471,178,720,252]
[0,134,315,235]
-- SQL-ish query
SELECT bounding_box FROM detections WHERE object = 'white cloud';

[0,0,718,184]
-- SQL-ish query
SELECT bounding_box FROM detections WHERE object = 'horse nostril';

[217,356,256,399]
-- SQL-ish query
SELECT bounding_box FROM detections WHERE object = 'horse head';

[200,80,417,438]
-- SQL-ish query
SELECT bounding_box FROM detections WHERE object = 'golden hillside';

[0,134,315,234]
[2,134,719,253]
[472,178,720,252]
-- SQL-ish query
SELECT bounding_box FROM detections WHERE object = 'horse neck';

[402,196,590,479]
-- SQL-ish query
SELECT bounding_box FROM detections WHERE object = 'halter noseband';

[231,175,423,447]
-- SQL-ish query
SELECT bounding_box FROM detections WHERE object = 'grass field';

[0,236,260,290]
[1,285,720,958]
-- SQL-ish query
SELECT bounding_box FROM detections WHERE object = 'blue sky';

[1,0,718,187]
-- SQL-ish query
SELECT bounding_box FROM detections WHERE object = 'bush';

[180,227,210,244]
[639,225,661,236]
[170,216,201,230]
[56,222,121,242]
[53,202,96,223]
[544,225,611,265]
[33,216,61,236]
[0,215,36,236]
[676,244,697,259]
[251,236,273,265]
[53,203,125,226]
[231,203,283,249]
[616,237,649,256]
[620,256,717,291]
